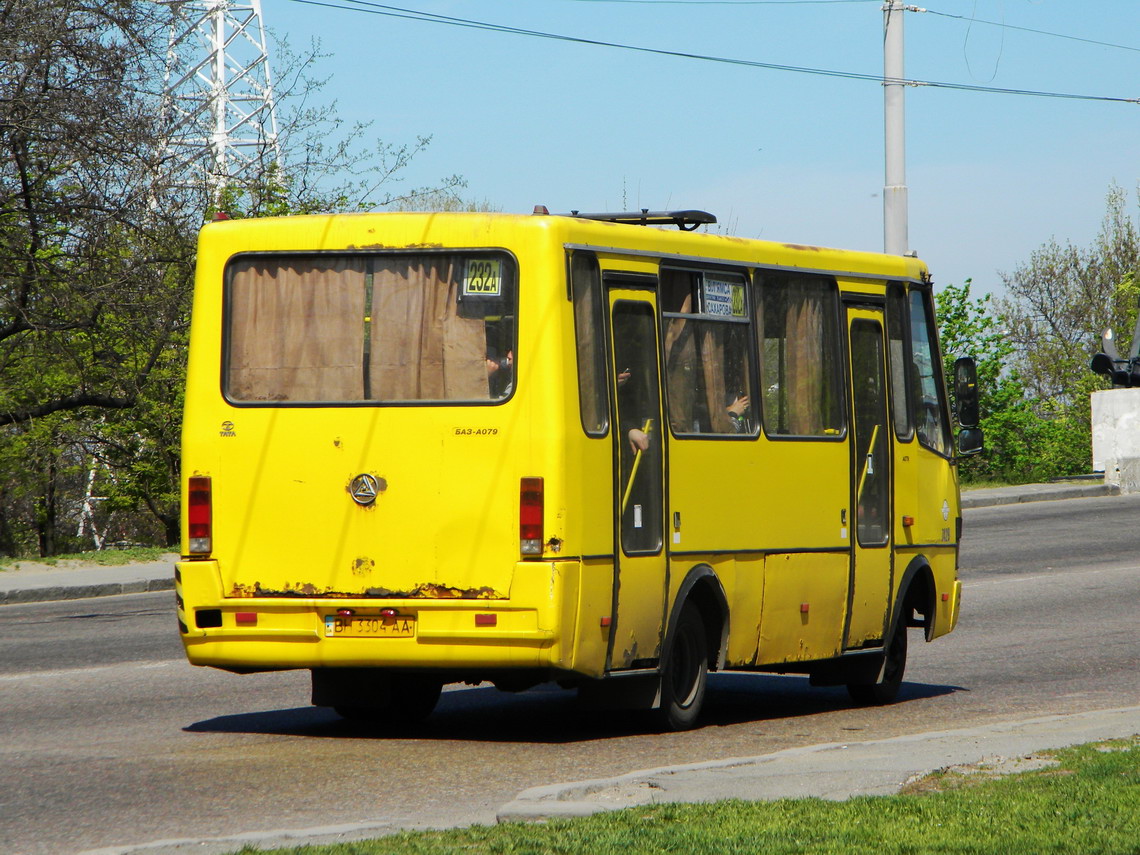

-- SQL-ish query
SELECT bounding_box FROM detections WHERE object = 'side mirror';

[958,427,984,457]
[953,356,980,429]
[953,356,983,458]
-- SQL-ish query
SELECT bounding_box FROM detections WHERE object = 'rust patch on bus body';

[781,243,826,252]
[351,557,375,576]
[228,581,503,599]
[364,583,503,599]
[228,581,323,597]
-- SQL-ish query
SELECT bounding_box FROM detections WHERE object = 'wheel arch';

[664,564,729,672]
[894,554,937,642]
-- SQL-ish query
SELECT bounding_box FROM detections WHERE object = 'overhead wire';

[570,0,1140,53]
[558,1,877,5]
[283,0,1140,104]
[960,0,1005,83]
[920,7,1140,56]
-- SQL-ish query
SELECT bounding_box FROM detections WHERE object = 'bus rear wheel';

[847,616,907,706]
[655,602,708,731]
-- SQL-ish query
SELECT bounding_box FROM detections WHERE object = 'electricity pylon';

[159,0,281,199]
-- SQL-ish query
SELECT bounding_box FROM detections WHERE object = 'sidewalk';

[0,554,177,605]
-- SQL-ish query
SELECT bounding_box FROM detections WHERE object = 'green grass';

[230,737,1140,855]
[0,545,169,569]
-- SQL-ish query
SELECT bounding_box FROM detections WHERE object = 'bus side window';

[570,252,609,435]
[661,267,756,437]
[908,289,951,455]
[886,283,914,441]
[758,273,846,437]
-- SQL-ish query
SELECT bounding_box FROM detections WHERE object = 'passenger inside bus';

[725,389,751,433]
[662,284,756,436]
[486,348,513,398]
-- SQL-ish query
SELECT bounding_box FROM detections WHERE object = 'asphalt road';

[1,494,1138,855]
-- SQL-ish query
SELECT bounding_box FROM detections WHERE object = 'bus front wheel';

[847,616,907,705]
[655,602,708,731]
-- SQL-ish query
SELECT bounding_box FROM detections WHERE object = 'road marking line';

[0,660,181,682]
[962,566,1133,589]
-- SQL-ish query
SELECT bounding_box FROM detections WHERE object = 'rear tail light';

[188,476,212,555]
[520,477,543,556]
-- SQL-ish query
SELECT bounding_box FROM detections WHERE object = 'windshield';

[224,252,516,405]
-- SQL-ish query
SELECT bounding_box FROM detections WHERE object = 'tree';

[934,187,1140,484]
[0,0,193,553]
[0,0,184,423]
[990,186,1140,482]
[996,185,1139,405]
[0,1,468,556]
[936,280,1093,484]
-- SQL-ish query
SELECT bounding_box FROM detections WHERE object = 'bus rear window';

[224,252,516,404]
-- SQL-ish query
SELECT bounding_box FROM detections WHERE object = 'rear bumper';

[176,558,580,673]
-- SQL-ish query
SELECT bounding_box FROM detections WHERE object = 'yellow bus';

[177,208,981,730]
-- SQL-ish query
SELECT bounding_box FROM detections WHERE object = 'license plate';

[324,614,415,638]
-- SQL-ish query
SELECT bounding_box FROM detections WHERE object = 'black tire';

[333,674,442,726]
[655,602,708,731]
[847,616,908,705]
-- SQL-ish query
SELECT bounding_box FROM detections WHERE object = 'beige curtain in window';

[228,257,367,401]
[571,255,607,433]
[370,256,487,400]
[785,291,825,435]
[700,325,731,433]
[664,295,698,433]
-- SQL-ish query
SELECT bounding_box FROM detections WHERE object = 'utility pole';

[883,2,908,256]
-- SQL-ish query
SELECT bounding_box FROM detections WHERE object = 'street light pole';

[883,1,908,256]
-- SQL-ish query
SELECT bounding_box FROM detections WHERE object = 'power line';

[284,0,1140,104]
[578,1,1140,54]
[921,7,1140,56]
[559,1,877,5]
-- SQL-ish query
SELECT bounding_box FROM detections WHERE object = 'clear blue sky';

[265,0,1140,295]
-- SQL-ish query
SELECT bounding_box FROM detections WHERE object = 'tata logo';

[349,474,379,506]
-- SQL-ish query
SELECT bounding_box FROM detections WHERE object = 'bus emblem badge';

[349,474,379,506]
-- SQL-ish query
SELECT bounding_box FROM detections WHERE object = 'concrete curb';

[959,482,1119,509]
[75,819,410,855]
[0,575,174,606]
[496,706,1140,822]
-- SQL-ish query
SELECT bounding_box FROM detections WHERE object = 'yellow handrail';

[857,423,880,501]
[621,418,654,514]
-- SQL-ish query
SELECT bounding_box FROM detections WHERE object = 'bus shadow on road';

[184,673,963,743]
[700,672,962,727]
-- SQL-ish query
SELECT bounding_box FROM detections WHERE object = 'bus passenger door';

[607,291,667,670]
[844,306,892,649]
